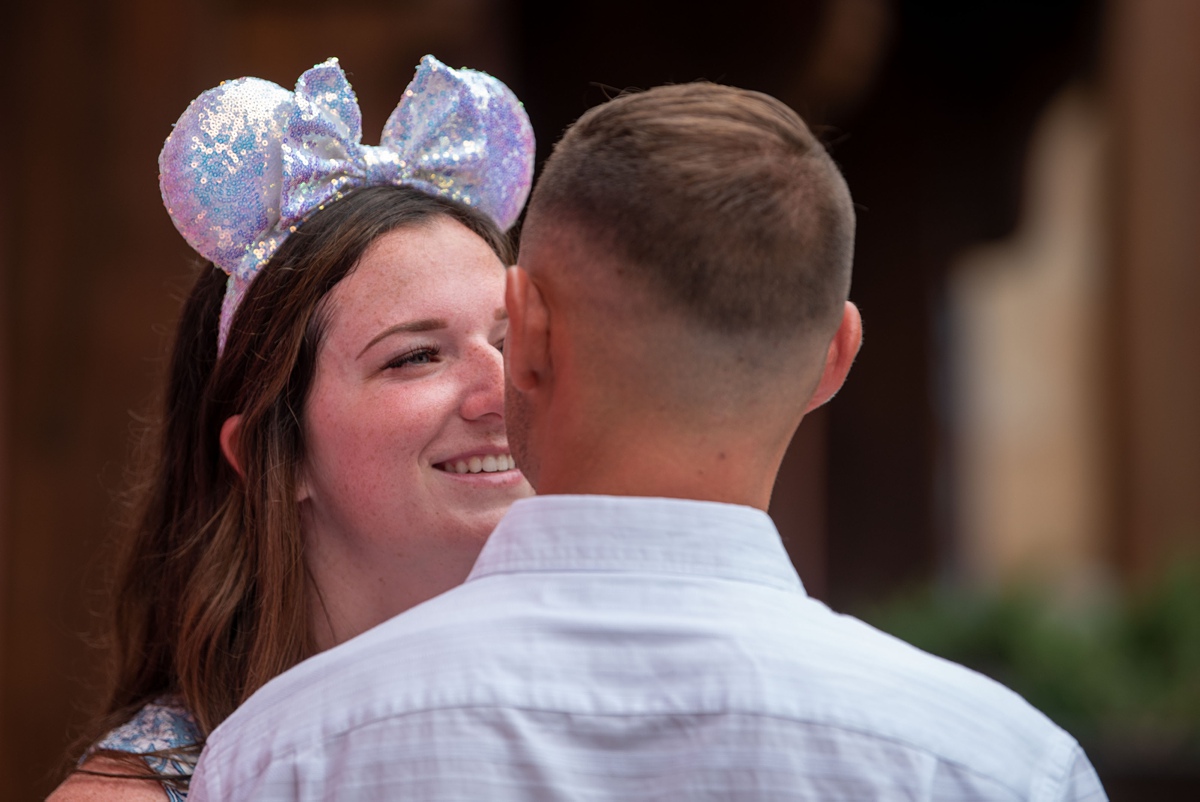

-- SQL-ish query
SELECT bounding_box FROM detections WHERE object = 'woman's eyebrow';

[494,307,508,321]
[359,318,448,358]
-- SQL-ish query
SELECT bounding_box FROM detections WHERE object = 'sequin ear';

[159,77,293,274]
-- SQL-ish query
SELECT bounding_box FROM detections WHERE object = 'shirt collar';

[468,495,805,594]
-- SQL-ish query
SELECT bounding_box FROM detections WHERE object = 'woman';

[49,55,534,801]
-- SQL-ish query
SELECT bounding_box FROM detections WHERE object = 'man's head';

[506,82,861,505]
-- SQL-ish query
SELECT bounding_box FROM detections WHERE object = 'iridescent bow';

[158,55,535,351]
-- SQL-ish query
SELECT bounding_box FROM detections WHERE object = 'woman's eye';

[387,346,440,369]
[493,338,505,354]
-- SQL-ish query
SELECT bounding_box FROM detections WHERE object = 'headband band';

[158,55,535,351]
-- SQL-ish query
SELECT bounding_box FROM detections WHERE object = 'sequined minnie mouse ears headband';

[159,55,535,351]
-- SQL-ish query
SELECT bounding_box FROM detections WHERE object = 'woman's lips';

[434,453,517,474]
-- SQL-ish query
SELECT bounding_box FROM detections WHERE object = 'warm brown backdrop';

[3,1,1197,799]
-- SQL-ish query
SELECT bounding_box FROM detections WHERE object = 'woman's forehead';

[322,219,506,343]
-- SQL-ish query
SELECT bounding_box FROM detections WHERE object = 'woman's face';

[298,216,532,647]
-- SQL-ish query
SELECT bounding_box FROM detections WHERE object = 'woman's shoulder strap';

[89,698,201,799]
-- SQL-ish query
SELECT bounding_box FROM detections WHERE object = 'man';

[190,83,1107,800]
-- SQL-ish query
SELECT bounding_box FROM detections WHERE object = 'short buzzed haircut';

[526,82,855,339]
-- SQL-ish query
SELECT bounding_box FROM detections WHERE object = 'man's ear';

[219,414,245,478]
[505,265,551,393]
[804,301,863,414]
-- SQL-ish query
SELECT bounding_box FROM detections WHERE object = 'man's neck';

[532,424,789,511]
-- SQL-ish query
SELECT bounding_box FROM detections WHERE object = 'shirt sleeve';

[1051,745,1108,802]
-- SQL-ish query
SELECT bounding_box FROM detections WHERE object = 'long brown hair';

[79,185,511,770]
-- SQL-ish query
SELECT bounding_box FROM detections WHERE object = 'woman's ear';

[505,265,551,393]
[804,301,863,414]
[219,414,245,479]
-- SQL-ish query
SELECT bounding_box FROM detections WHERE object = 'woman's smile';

[434,450,518,474]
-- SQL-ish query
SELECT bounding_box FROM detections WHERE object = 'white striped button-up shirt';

[190,495,1107,801]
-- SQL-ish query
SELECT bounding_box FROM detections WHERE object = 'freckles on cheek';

[307,402,368,484]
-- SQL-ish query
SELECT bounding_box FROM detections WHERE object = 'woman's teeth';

[443,454,516,474]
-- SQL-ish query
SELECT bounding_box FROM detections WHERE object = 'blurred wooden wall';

[2,3,194,796]
[1107,0,1200,580]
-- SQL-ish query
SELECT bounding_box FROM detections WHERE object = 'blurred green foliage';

[859,562,1200,756]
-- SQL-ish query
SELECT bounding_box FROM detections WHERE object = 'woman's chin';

[425,465,534,533]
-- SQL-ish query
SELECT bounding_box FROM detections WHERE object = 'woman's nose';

[459,340,506,421]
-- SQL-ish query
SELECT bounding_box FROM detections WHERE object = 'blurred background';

[2,0,1198,798]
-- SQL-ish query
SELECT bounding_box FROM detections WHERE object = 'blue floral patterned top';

[89,697,201,801]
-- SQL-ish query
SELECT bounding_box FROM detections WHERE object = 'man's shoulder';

[196,572,1099,801]
[701,601,1097,798]
[217,576,1070,751]
[767,606,1073,757]
[206,579,501,736]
